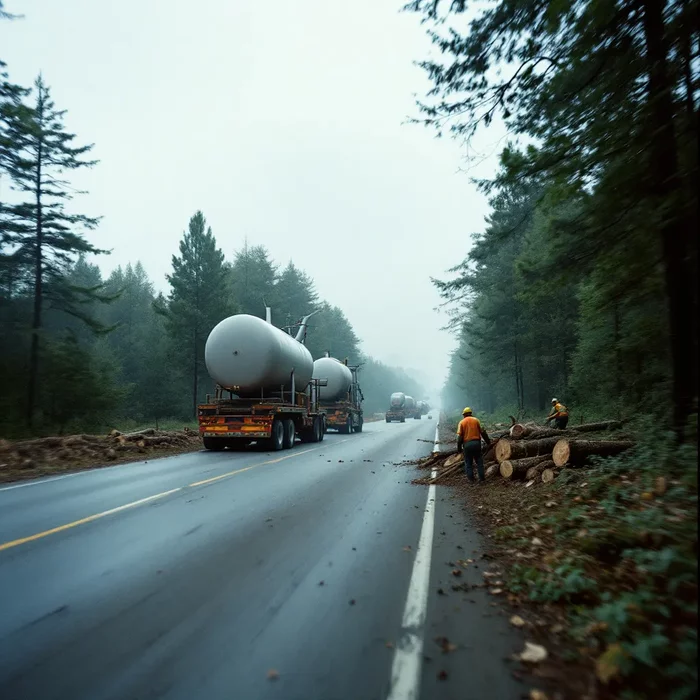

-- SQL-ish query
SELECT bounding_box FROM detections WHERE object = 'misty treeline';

[0,59,421,436]
[410,0,698,438]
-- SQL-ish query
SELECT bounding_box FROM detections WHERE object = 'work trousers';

[554,416,569,429]
[463,439,484,482]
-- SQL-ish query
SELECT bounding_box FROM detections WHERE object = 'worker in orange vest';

[547,398,569,429]
[456,407,491,483]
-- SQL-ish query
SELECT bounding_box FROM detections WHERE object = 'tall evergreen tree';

[1,75,105,426]
[306,302,361,362]
[409,0,698,436]
[229,243,278,317]
[165,211,233,417]
[275,261,318,329]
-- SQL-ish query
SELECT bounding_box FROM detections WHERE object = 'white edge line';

[0,472,82,492]
[387,417,440,700]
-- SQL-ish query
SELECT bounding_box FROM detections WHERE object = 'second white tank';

[313,357,352,401]
[205,314,314,395]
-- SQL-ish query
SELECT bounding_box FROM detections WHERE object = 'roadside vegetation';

[427,416,698,699]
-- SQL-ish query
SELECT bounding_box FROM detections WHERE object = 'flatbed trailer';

[322,401,363,433]
[198,380,325,451]
[385,409,405,423]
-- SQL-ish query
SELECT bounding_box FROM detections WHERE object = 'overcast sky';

[1,0,505,395]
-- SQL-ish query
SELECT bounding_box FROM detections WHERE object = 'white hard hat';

[551,397,558,403]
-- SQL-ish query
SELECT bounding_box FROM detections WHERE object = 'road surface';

[0,415,524,700]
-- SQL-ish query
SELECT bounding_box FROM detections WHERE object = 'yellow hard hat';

[462,407,472,415]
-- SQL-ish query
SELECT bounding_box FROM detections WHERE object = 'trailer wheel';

[400,417,405,423]
[203,437,225,451]
[385,417,391,423]
[282,419,295,449]
[415,414,421,420]
[313,416,323,443]
[355,417,363,433]
[267,419,284,451]
[318,417,325,441]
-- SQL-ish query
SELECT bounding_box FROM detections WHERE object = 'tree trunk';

[499,454,551,480]
[642,0,698,439]
[552,439,635,467]
[495,436,561,463]
[541,467,561,483]
[574,420,624,433]
[526,460,554,480]
[27,134,44,429]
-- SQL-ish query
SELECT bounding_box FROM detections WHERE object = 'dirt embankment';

[0,428,203,484]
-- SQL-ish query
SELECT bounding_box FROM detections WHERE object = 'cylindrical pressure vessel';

[390,392,406,408]
[404,396,416,410]
[312,357,352,401]
[205,314,313,395]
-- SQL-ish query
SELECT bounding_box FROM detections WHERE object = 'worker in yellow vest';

[456,407,491,483]
[547,398,569,429]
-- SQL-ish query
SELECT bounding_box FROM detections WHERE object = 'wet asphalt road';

[0,415,525,700]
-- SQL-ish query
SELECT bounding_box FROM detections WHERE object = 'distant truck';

[405,396,421,420]
[313,356,364,434]
[198,311,326,450]
[386,392,407,423]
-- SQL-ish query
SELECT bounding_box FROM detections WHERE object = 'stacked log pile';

[0,427,201,476]
[412,419,632,486]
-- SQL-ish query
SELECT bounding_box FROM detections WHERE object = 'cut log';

[552,439,634,467]
[575,420,624,433]
[495,436,561,463]
[485,464,499,479]
[499,454,552,480]
[509,422,540,439]
[444,453,464,469]
[526,460,555,480]
[541,467,561,483]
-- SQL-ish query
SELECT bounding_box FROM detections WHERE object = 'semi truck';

[404,395,421,420]
[198,311,326,451]
[386,392,406,422]
[313,356,364,434]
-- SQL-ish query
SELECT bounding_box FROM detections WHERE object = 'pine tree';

[165,211,233,417]
[275,261,318,328]
[409,0,698,436]
[229,243,278,317]
[306,302,361,362]
[1,75,105,426]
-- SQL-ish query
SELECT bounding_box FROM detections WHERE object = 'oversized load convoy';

[198,312,326,450]
[312,356,364,433]
[198,311,365,450]
[386,394,430,422]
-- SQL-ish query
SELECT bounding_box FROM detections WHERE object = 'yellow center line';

[0,438,350,552]
[0,488,181,553]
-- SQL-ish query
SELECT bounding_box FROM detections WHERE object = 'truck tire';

[203,437,225,451]
[267,419,284,451]
[355,417,363,433]
[282,419,295,449]
[400,417,405,423]
[313,416,323,442]
[415,414,421,420]
[385,416,391,423]
[318,417,325,441]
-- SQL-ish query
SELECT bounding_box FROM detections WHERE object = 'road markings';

[0,488,182,553]
[0,473,82,492]
[188,446,319,487]
[387,468,437,699]
[0,438,351,552]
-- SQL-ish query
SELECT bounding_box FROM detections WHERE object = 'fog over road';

[0,416,523,700]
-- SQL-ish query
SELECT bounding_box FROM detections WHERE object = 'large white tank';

[404,396,416,410]
[390,392,406,408]
[313,357,352,401]
[205,314,314,395]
